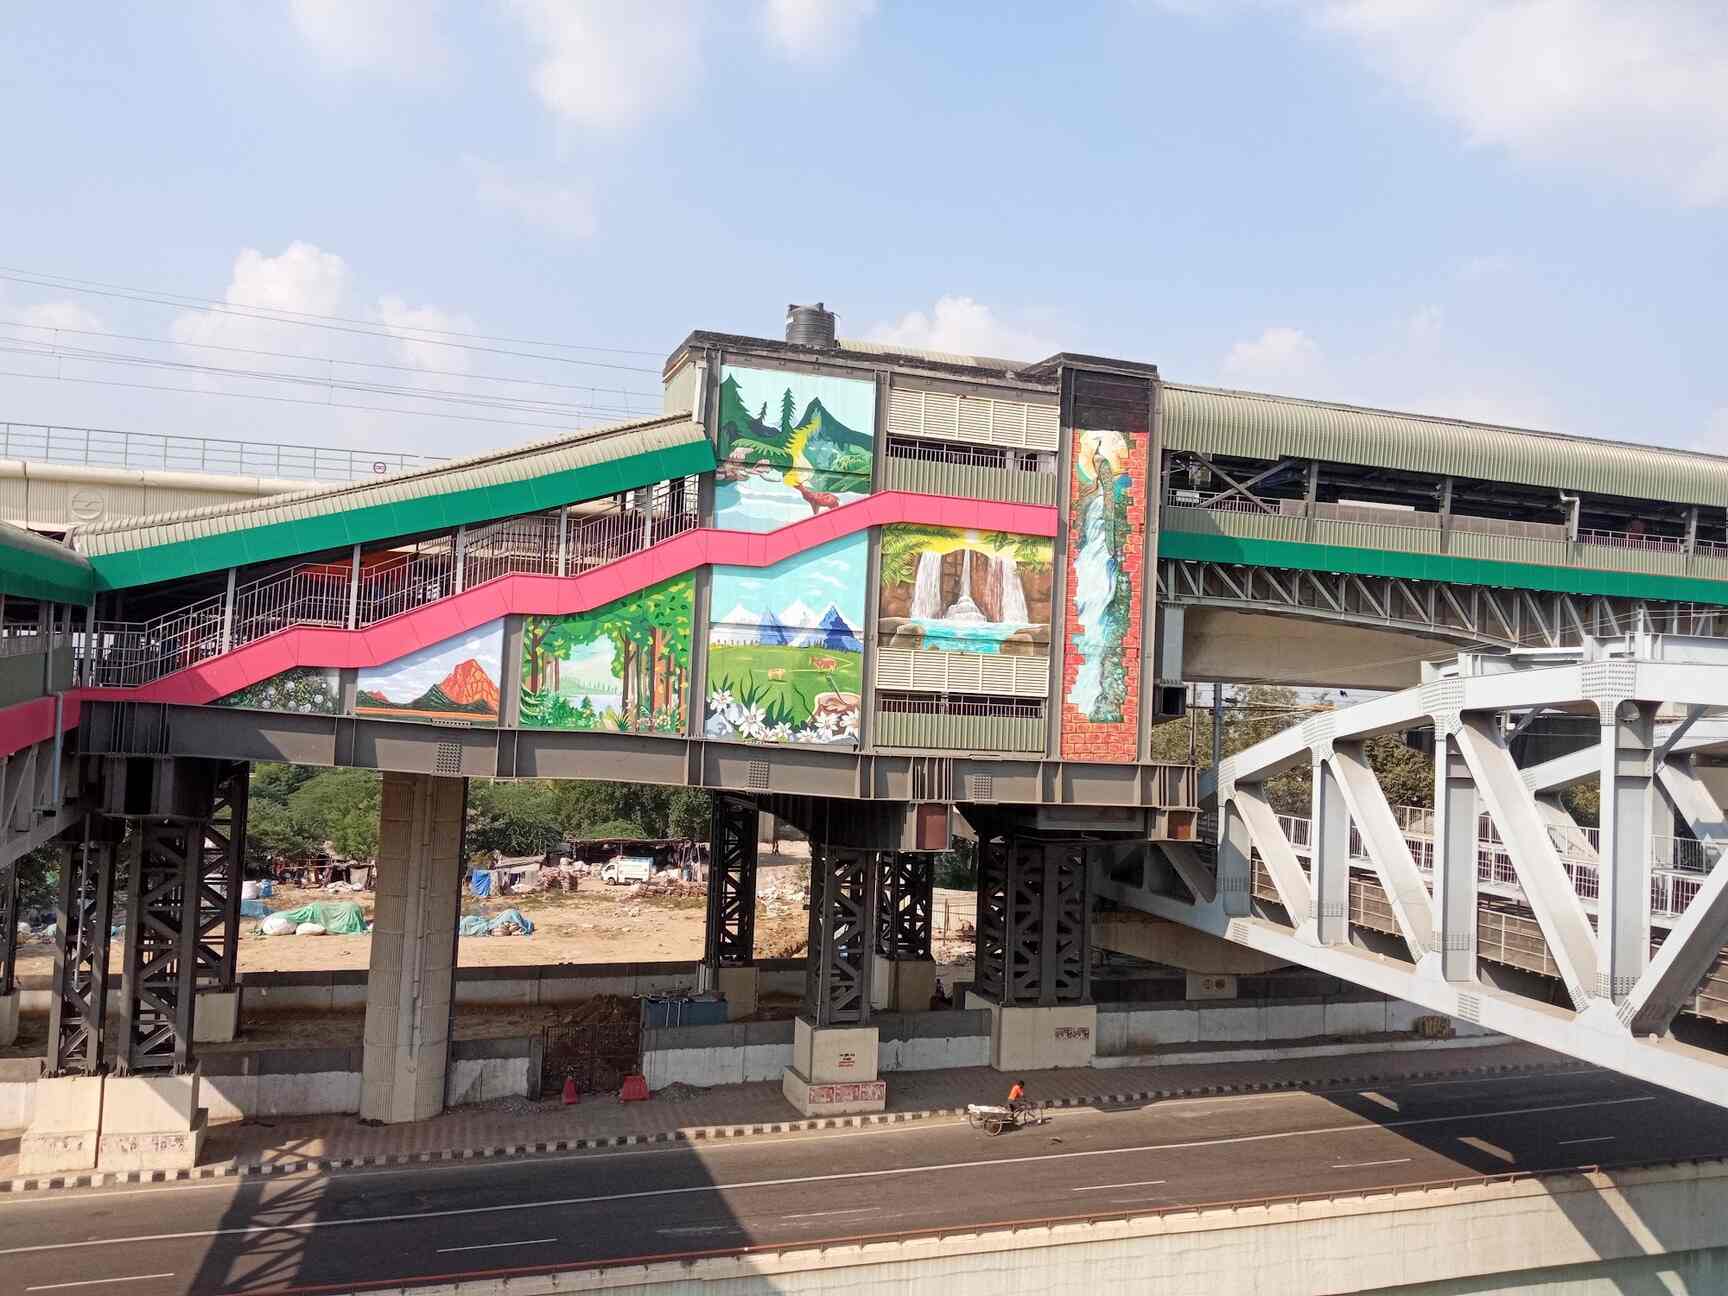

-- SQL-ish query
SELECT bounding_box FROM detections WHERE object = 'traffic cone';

[562,1075,579,1105]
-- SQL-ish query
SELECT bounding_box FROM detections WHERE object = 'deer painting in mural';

[791,478,840,515]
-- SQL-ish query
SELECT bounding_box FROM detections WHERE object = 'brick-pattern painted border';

[0,1057,1584,1197]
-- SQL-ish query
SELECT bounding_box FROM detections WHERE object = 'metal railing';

[885,436,1055,475]
[79,476,701,688]
[0,420,442,482]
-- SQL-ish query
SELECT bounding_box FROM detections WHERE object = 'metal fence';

[1,420,441,482]
[79,477,702,688]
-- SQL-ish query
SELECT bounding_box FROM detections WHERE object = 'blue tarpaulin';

[458,907,534,937]
[469,869,492,897]
[240,899,272,918]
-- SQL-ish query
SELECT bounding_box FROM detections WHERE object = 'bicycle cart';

[965,1102,1049,1136]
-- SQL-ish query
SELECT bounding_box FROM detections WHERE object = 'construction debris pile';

[630,876,704,899]
[758,879,807,919]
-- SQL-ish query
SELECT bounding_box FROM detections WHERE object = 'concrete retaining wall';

[641,1009,993,1092]
[0,1036,540,1128]
[387,1160,1728,1295]
[1093,993,1490,1057]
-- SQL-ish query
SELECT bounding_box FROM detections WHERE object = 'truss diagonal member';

[1233,785,1311,929]
[1623,760,1728,1035]
[1597,702,1656,1003]
[1309,757,1349,946]
[1434,735,1477,982]
[1453,716,1599,1009]
[1328,742,1437,958]
[1158,841,1217,905]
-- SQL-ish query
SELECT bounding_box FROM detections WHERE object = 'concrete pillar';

[782,1017,885,1117]
[0,991,17,1048]
[361,772,467,1124]
[193,989,242,1043]
[19,1075,105,1175]
[97,1073,206,1171]
[963,995,1098,1072]
[1309,756,1349,946]
[783,845,884,1117]
[1434,734,1477,983]
[1598,701,1656,1003]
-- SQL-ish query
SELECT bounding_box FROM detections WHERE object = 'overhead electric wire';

[0,264,662,356]
[0,316,660,404]
[0,268,662,374]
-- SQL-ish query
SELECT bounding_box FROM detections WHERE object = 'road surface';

[1,1065,1721,1294]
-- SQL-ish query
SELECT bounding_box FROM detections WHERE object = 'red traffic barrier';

[562,1075,579,1105]
[619,1073,649,1102]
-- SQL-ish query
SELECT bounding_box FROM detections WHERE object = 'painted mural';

[355,619,503,726]
[705,533,866,746]
[215,666,340,715]
[519,574,693,734]
[1060,428,1144,760]
[714,364,874,532]
[877,525,1054,655]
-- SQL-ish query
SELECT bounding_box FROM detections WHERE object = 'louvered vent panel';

[911,652,951,691]
[874,648,914,689]
[1016,656,1050,693]
[958,400,991,441]
[887,389,922,436]
[991,401,1027,446]
[1026,404,1060,450]
[979,656,1016,692]
[924,392,960,438]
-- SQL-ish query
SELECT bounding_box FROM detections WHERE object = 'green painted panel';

[1158,529,1728,605]
[88,440,716,590]
[0,529,94,603]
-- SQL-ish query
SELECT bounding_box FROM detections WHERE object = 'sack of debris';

[275,901,367,935]
[260,913,296,936]
[295,922,327,936]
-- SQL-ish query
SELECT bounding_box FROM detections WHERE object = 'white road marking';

[0,1094,1656,1258]
[1072,1179,1167,1193]
[435,1238,555,1254]
[26,1276,174,1292]
[1557,1136,1616,1146]
[656,1225,734,1236]
[1330,1158,1411,1170]
[782,1208,878,1221]
[0,1069,1615,1210]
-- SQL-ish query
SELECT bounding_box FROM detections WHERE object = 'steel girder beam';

[1,735,85,872]
[973,838,1092,1007]
[117,818,202,1074]
[877,851,934,961]
[703,794,758,970]
[1158,560,1728,651]
[47,820,115,1076]
[803,846,878,1027]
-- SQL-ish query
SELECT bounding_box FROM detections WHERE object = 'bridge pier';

[874,851,937,1013]
[0,861,18,1047]
[360,771,467,1124]
[697,795,759,1020]
[967,836,1096,1072]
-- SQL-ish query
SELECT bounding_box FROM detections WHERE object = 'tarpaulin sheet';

[275,901,367,935]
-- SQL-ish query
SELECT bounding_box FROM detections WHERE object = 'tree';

[467,781,565,857]
[246,798,319,866]
[779,388,795,439]
[287,769,382,861]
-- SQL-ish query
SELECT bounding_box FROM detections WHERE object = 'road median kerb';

[0,1057,1579,1197]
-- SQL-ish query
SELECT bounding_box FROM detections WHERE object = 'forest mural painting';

[1061,427,1143,760]
[705,533,866,746]
[215,666,340,715]
[519,574,693,734]
[877,525,1053,655]
[355,619,503,725]
[714,364,875,532]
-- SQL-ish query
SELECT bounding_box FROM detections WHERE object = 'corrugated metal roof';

[71,412,703,558]
[1163,385,1728,507]
[0,519,93,602]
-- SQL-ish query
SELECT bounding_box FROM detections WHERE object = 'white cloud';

[760,0,878,59]
[172,242,351,354]
[287,0,447,80]
[505,0,700,129]
[867,296,1058,363]
[468,159,597,239]
[14,300,104,334]
[375,296,476,373]
[1221,326,1323,385]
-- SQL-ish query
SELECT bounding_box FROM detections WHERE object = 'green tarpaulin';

[275,901,367,935]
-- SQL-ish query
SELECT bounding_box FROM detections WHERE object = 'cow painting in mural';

[1066,429,1136,723]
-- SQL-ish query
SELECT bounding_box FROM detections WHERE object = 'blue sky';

[2,2,1724,461]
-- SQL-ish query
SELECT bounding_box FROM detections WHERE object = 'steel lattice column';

[972,838,1093,1008]
[117,819,202,1074]
[0,860,17,997]
[876,852,934,961]
[803,846,879,1027]
[704,795,758,970]
[47,821,116,1075]
[194,762,249,993]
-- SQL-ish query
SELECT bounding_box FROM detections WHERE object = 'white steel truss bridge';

[1104,634,1728,1108]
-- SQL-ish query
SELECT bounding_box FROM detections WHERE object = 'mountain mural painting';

[355,619,503,726]
[877,524,1054,655]
[519,574,693,734]
[714,364,875,533]
[706,532,866,745]
[215,666,340,715]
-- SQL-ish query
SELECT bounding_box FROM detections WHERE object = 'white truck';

[599,855,656,886]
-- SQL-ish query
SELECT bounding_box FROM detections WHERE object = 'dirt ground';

[12,856,978,986]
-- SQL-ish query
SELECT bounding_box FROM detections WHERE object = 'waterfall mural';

[518,574,693,734]
[705,533,866,745]
[877,525,1054,654]
[1060,427,1145,761]
[714,365,875,533]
